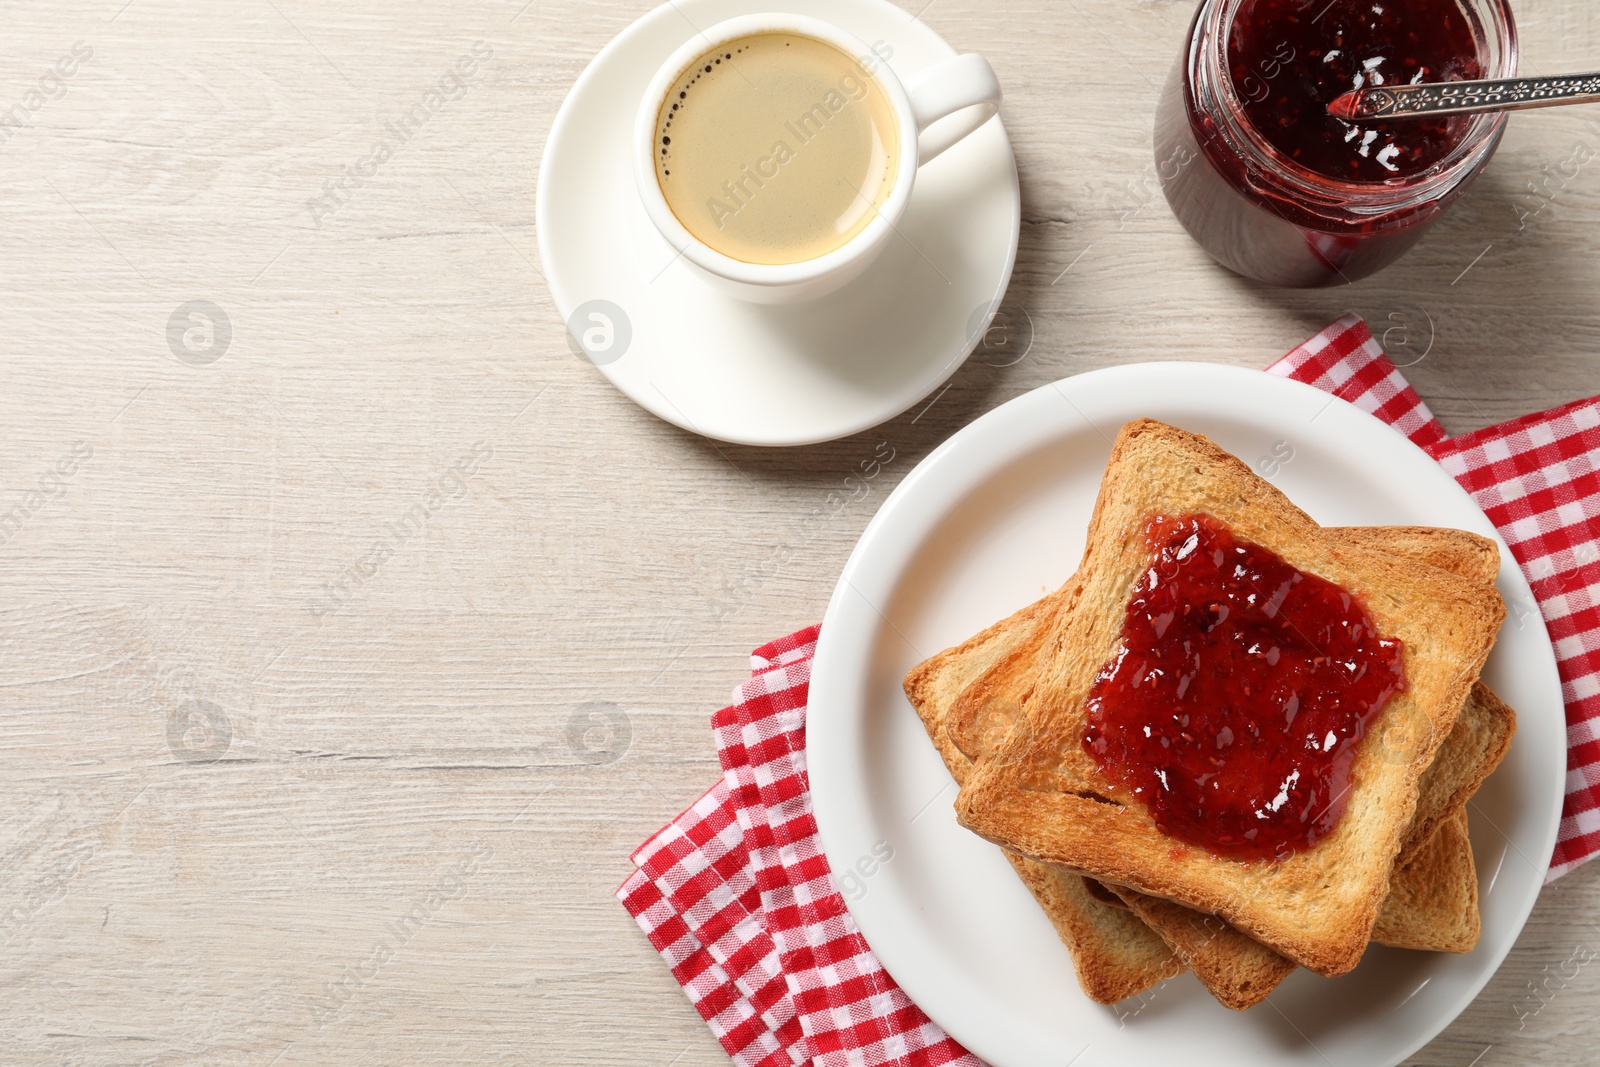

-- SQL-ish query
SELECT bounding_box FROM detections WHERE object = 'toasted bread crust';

[946,586,1074,764]
[1373,807,1481,952]
[1004,853,1184,1003]
[1109,886,1295,1010]
[903,594,1061,786]
[1401,684,1516,867]
[955,420,1506,976]
[1334,526,1500,588]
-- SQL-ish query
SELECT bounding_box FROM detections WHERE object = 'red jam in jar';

[1229,0,1483,182]
[1081,515,1407,861]
[1155,0,1517,287]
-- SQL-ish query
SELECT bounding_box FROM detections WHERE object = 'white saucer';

[807,365,1565,1067]
[536,0,1021,447]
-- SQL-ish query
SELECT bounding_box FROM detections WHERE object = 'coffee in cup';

[635,13,1003,304]
[653,33,899,266]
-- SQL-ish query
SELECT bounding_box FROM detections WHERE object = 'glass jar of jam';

[1156,0,1518,287]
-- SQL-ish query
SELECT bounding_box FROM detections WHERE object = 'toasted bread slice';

[955,420,1506,976]
[908,523,1507,1006]
[936,519,1507,1008]
[903,596,1182,1004]
[1372,807,1480,952]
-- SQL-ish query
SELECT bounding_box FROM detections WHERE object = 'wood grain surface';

[0,0,1596,1064]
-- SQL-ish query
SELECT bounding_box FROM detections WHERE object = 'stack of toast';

[903,419,1516,1010]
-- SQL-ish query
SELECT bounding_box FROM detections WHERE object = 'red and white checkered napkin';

[619,315,1600,1065]
[1268,313,1600,881]
[620,625,978,1066]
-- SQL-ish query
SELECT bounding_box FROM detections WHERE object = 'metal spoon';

[1327,72,1600,121]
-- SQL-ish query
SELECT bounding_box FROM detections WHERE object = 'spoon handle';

[1328,72,1600,121]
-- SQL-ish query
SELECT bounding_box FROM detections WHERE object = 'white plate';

[535,0,1020,447]
[807,364,1565,1067]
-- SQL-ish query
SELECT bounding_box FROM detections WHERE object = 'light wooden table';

[1,1,1597,1064]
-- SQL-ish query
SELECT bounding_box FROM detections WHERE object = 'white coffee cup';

[633,13,1002,305]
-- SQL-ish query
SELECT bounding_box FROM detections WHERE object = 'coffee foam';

[655,33,899,265]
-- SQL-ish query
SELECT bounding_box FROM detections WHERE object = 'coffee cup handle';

[904,54,1002,165]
